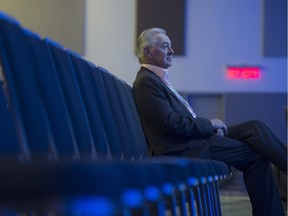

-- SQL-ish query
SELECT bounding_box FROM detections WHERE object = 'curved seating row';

[0,11,231,215]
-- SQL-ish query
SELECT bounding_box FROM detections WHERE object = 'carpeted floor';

[219,170,287,216]
[219,170,252,216]
[220,193,252,216]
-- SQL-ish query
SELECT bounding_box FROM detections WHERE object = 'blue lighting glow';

[68,196,114,216]
[144,185,160,201]
[121,188,143,208]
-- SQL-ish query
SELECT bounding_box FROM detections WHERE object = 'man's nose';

[168,47,174,54]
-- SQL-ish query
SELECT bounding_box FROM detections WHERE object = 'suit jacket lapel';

[141,68,193,117]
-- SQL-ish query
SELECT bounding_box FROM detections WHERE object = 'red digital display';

[227,67,261,79]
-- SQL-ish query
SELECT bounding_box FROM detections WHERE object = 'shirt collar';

[141,64,169,81]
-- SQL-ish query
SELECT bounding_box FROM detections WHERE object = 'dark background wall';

[137,0,186,55]
[262,0,287,57]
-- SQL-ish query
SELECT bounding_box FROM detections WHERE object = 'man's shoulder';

[135,67,161,84]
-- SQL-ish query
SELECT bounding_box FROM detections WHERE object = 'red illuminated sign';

[226,66,261,79]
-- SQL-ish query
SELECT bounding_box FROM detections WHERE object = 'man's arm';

[133,74,214,138]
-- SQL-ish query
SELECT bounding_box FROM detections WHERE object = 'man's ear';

[144,47,152,59]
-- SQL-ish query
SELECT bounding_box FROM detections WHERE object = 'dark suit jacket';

[133,67,214,158]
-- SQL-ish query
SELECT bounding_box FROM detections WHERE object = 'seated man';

[132,28,287,216]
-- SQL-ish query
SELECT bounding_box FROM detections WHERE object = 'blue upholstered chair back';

[0,80,19,160]
[0,13,55,162]
[68,51,117,159]
[0,12,148,161]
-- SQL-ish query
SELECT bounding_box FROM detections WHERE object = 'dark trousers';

[179,120,287,216]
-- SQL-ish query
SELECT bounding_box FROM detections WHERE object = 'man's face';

[148,33,174,69]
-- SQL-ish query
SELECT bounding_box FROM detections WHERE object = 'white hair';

[136,28,166,63]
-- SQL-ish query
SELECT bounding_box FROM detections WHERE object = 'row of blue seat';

[0,11,231,215]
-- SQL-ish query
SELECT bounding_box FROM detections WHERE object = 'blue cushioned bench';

[0,11,231,216]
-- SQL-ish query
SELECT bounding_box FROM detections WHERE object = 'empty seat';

[111,75,148,159]
[45,39,97,160]
[0,12,56,162]
[24,30,79,161]
[99,68,135,160]
[68,50,112,159]
[0,80,19,161]
[86,63,124,160]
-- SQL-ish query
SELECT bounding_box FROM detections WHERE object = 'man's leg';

[227,120,287,171]
[208,135,285,216]
[273,165,287,212]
